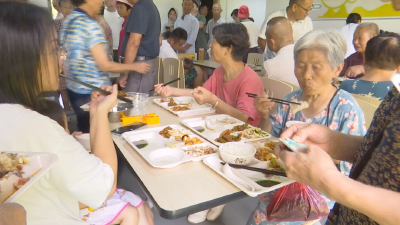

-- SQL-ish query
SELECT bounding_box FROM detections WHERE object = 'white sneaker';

[187,209,210,224]
[206,204,225,221]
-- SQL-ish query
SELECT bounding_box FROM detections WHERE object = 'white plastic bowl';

[75,133,90,151]
[219,142,256,165]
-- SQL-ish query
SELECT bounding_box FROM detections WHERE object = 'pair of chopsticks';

[220,162,287,177]
[246,93,300,105]
[60,74,133,105]
[149,78,180,92]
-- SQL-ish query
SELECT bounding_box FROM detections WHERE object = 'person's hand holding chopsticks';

[154,84,173,98]
[253,92,275,118]
[90,84,118,114]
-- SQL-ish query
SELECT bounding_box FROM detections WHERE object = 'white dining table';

[110,97,248,220]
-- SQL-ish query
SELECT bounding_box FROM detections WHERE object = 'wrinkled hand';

[154,84,173,98]
[193,87,217,105]
[253,92,275,118]
[117,73,128,88]
[277,143,340,190]
[277,124,337,156]
[345,65,364,78]
[89,85,118,114]
[132,62,151,74]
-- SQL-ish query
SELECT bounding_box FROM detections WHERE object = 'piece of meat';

[223,134,233,142]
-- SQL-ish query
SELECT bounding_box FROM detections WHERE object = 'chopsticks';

[220,162,287,177]
[60,74,133,105]
[246,93,300,105]
[149,78,180,92]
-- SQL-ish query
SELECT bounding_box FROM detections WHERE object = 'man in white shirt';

[263,17,299,86]
[159,28,188,59]
[259,0,313,61]
[174,0,199,54]
[206,3,226,46]
[338,13,361,58]
[104,0,124,62]
[238,5,260,63]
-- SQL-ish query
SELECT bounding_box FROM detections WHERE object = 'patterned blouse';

[96,16,113,56]
[247,88,367,225]
[185,67,198,89]
[338,87,400,224]
[339,79,393,101]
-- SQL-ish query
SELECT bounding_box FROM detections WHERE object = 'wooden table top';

[111,97,247,219]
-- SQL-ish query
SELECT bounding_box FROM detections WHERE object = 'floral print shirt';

[337,87,400,224]
[247,89,367,225]
[339,79,393,101]
[270,89,367,137]
[185,67,198,89]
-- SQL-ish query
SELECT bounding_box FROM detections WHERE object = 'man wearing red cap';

[237,5,260,63]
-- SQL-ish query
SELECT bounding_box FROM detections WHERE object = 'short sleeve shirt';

[270,89,367,137]
[60,9,110,94]
[120,0,161,58]
[203,65,263,126]
[339,52,364,78]
[206,17,226,45]
[174,14,200,54]
[0,104,114,224]
[195,14,208,51]
[339,79,393,101]
[338,88,400,224]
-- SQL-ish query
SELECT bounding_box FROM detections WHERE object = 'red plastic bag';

[266,182,330,222]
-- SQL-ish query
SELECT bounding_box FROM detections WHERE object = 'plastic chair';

[260,77,294,114]
[280,80,300,91]
[354,98,378,129]
[162,58,185,88]
[247,53,263,66]
[157,57,163,84]
[351,94,381,107]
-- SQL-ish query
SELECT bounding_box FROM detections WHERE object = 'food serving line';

[109,96,293,220]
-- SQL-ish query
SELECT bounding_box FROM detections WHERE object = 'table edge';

[115,142,248,220]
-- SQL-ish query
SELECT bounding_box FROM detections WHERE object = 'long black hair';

[0,1,57,109]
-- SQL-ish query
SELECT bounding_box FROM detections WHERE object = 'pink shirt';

[203,65,263,126]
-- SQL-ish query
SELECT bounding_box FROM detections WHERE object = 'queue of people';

[2,0,400,224]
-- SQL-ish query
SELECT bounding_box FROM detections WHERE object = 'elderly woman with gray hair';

[247,30,367,225]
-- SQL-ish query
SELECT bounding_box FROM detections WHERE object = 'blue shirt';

[60,9,110,94]
[339,79,393,101]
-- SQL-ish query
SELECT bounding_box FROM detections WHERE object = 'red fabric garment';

[117,18,127,58]
[203,65,263,126]
[339,52,364,79]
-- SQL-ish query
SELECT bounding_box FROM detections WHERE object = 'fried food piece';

[159,126,173,138]
[215,129,242,143]
[255,147,276,161]
[264,141,277,150]
[170,105,190,111]
[168,98,178,107]
[184,137,203,146]
[231,123,249,132]
[118,91,127,97]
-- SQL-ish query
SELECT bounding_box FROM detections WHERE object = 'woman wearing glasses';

[258,0,314,61]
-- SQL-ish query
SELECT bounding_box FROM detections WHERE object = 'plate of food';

[203,145,294,197]
[181,115,272,147]
[153,97,215,117]
[0,152,58,203]
[122,125,218,168]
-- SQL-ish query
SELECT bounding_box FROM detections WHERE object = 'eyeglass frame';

[295,3,314,13]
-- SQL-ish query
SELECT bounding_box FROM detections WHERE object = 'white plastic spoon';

[222,164,255,192]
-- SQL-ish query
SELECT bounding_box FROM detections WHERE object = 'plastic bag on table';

[266,182,329,222]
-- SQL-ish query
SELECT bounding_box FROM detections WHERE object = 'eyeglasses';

[295,4,314,13]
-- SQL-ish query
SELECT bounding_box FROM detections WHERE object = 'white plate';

[122,125,218,168]
[286,120,307,128]
[1,152,58,203]
[153,97,215,117]
[181,115,272,146]
[203,155,294,197]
